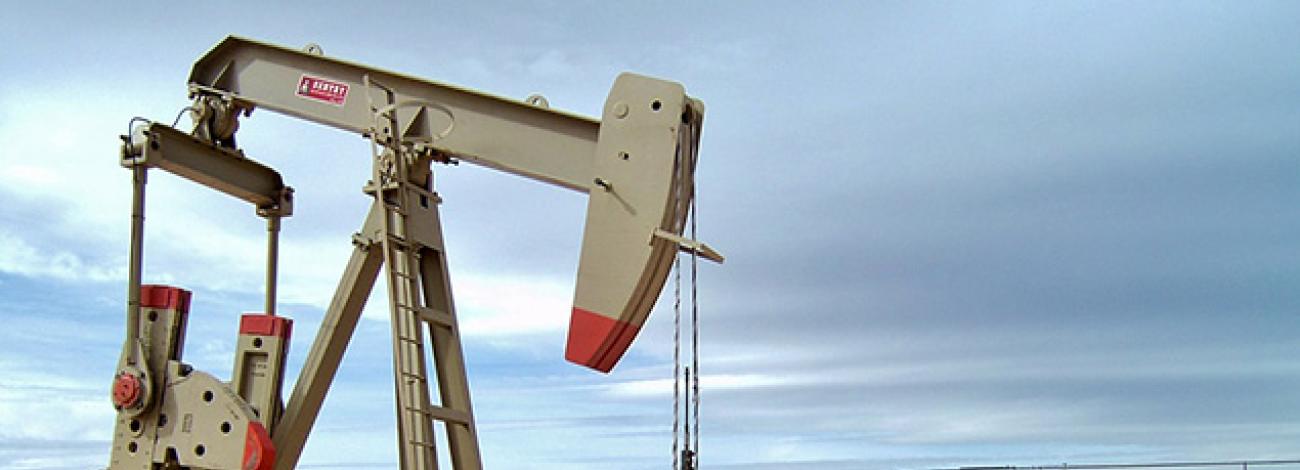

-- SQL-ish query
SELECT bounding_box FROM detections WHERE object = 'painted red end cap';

[239,314,293,339]
[242,421,275,470]
[111,373,142,409]
[565,307,641,373]
[139,285,192,311]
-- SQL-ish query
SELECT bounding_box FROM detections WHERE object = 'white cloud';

[5,164,59,187]
[0,364,114,444]
[0,230,123,282]
[353,271,572,341]
[455,273,571,337]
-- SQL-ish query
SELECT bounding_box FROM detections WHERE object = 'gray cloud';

[4,1,1300,469]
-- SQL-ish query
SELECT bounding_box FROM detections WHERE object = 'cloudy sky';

[2,1,1299,469]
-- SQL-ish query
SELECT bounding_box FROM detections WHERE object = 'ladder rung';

[377,179,442,204]
[414,307,455,328]
[396,305,454,328]
[406,405,472,426]
[399,371,427,379]
[396,335,423,345]
[407,439,436,449]
[403,181,442,204]
[384,235,411,248]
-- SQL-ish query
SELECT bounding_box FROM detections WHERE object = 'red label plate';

[296,75,349,106]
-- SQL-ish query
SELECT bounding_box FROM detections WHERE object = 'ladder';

[366,78,482,470]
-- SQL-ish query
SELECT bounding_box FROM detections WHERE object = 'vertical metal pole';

[683,365,692,470]
[265,214,281,316]
[125,166,148,351]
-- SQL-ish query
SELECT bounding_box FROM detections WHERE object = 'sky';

[1,1,1299,469]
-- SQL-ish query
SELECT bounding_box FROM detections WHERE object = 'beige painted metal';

[109,35,716,470]
[188,36,598,192]
[124,121,294,320]
[107,292,267,470]
[119,165,152,419]
[111,361,267,470]
[123,122,293,215]
[569,85,717,372]
[269,192,482,470]
[232,326,290,429]
[180,36,716,470]
[151,361,265,469]
[365,79,483,469]
[568,76,714,368]
[113,113,294,469]
[108,293,190,468]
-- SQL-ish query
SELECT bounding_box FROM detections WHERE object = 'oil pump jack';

[108,36,722,470]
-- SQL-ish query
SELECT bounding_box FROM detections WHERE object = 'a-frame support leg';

[272,204,384,470]
[418,234,482,469]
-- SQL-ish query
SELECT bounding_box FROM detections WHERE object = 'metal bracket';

[652,229,725,264]
[123,122,293,216]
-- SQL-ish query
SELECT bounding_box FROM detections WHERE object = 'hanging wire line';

[672,249,682,470]
[672,111,704,470]
[689,163,701,468]
[671,119,687,469]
